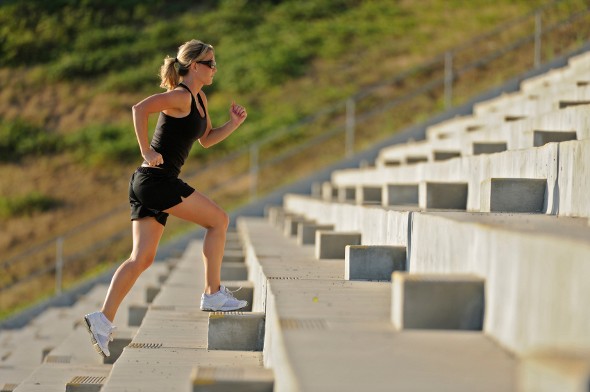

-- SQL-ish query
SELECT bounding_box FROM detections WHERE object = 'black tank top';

[148,83,207,177]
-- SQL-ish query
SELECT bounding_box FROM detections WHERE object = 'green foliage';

[0,192,60,219]
[66,124,139,166]
[0,119,62,161]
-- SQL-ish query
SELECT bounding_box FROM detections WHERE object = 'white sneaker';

[200,285,248,311]
[84,311,116,357]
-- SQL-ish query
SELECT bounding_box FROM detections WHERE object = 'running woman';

[84,39,248,357]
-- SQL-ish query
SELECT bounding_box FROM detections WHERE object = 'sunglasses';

[195,60,217,69]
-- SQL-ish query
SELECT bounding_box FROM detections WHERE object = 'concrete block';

[392,273,485,330]
[338,187,356,203]
[481,178,547,213]
[297,223,334,245]
[128,304,148,327]
[222,282,254,312]
[406,155,428,164]
[433,151,461,161]
[533,130,577,147]
[559,100,590,109]
[383,159,401,167]
[220,262,248,281]
[345,245,406,281]
[208,312,265,351]
[146,285,160,304]
[355,186,382,205]
[66,375,106,392]
[283,215,309,237]
[505,115,526,122]
[223,250,245,263]
[315,231,362,259]
[266,206,284,228]
[321,182,338,201]
[419,182,468,210]
[192,366,274,392]
[383,184,419,206]
[472,142,507,155]
[103,328,136,364]
[311,181,322,198]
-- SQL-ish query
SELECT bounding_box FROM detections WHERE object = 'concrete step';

[207,312,265,351]
[237,217,516,391]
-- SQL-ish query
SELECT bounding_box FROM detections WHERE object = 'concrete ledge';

[419,182,468,210]
[356,186,382,205]
[207,312,265,351]
[191,366,274,392]
[392,273,485,330]
[315,231,362,259]
[128,304,148,327]
[473,142,507,155]
[345,245,406,281]
[220,262,248,281]
[383,184,419,206]
[297,223,334,245]
[66,375,107,392]
[481,178,547,213]
[433,151,461,161]
[533,130,577,147]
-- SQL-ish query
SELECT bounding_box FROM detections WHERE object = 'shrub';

[66,124,138,166]
[0,119,62,161]
[0,192,60,219]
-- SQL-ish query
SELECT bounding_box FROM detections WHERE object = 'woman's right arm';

[132,89,189,164]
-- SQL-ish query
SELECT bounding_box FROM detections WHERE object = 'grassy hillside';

[1,0,575,317]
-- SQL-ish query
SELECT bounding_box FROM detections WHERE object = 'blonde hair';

[159,39,214,90]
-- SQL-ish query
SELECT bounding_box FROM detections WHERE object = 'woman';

[84,39,248,358]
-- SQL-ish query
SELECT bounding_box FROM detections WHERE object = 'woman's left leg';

[165,189,229,294]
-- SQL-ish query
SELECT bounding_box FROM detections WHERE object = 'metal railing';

[1,0,589,312]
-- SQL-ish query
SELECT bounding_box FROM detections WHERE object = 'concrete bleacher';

[2,45,590,392]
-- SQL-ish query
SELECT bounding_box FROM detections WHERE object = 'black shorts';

[128,167,195,226]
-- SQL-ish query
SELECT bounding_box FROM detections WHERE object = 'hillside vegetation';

[1,0,569,317]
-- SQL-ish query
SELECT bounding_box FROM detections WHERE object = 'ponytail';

[159,39,214,91]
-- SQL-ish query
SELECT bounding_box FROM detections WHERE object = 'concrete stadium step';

[417,103,590,152]
[100,239,266,391]
[238,217,516,391]
[334,139,590,218]
[282,194,590,357]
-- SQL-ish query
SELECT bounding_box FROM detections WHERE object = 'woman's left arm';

[199,92,247,148]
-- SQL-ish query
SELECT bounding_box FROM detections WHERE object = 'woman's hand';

[142,147,164,167]
[229,101,247,127]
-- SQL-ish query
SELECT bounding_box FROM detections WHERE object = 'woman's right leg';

[101,217,165,322]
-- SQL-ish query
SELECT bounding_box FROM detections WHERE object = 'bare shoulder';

[197,90,208,106]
